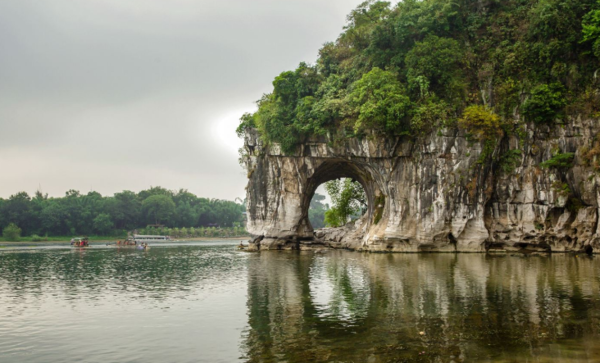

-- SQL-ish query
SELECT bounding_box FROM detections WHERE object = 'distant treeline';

[0,187,246,237]
[135,225,247,239]
[309,193,328,229]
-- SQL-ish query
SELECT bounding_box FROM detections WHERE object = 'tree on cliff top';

[346,67,412,135]
[238,0,600,154]
[582,2,600,59]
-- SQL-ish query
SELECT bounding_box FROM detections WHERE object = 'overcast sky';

[0,0,361,200]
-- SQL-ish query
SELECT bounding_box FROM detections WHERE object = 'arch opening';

[296,159,380,238]
[309,178,368,230]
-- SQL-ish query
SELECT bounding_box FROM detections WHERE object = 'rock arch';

[297,159,380,238]
[242,118,600,253]
[242,128,485,252]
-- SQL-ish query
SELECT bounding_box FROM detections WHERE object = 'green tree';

[174,202,197,227]
[238,0,600,155]
[540,152,575,169]
[339,1,392,52]
[142,195,176,225]
[93,213,114,235]
[252,62,323,154]
[324,179,367,227]
[582,2,600,59]
[347,67,412,135]
[3,223,21,241]
[109,191,142,230]
[411,97,451,135]
[137,186,173,201]
[458,105,503,140]
[405,35,464,100]
[308,193,329,229]
[0,192,34,235]
[522,83,567,124]
[40,202,69,235]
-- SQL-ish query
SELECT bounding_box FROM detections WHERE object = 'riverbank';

[0,236,123,243]
[0,236,251,246]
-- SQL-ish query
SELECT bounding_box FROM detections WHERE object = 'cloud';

[0,0,361,199]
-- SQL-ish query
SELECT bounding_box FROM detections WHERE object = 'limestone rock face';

[242,117,600,253]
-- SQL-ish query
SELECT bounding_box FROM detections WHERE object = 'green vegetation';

[0,187,246,239]
[521,83,567,124]
[324,179,366,228]
[3,223,21,242]
[540,152,575,169]
[133,226,248,239]
[0,235,123,243]
[582,4,600,58]
[458,105,503,140]
[347,67,411,135]
[308,193,329,229]
[142,195,176,225]
[459,105,506,164]
[238,0,600,156]
[551,181,572,197]
[499,149,523,174]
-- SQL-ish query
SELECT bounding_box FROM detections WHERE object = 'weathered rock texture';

[242,117,600,253]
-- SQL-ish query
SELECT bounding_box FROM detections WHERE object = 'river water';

[1,242,599,362]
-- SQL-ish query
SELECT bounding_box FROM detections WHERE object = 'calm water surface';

[1,242,600,362]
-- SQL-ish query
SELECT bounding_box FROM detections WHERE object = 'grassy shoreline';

[0,236,124,243]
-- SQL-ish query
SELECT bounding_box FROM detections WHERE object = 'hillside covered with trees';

[0,187,245,238]
[238,0,600,156]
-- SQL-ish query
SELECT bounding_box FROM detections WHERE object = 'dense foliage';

[521,83,567,124]
[2,223,21,242]
[324,179,367,228]
[458,105,503,140]
[238,0,600,153]
[0,187,246,237]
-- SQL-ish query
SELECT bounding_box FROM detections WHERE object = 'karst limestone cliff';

[242,117,600,253]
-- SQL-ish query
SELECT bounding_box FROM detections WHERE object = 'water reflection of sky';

[0,243,249,363]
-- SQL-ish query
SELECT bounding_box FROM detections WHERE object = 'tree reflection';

[243,252,600,362]
[0,246,245,304]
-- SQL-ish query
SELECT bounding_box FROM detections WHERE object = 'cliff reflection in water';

[243,252,600,362]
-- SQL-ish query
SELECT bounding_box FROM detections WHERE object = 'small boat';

[111,239,138,248]
[132,235,171,243]
[71,237,90,248]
